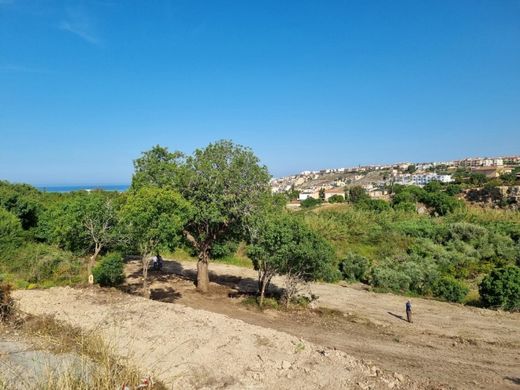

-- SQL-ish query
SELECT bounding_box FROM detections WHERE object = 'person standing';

[406,300,412,323]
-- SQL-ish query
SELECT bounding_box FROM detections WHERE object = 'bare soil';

[122,259,520,390]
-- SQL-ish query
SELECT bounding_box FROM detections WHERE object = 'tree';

[131,145,185,190]
[248,212,337,306]
[131,140,271,293]
[300,197,322,208]
[120,187,191,298]
[38,191,121,281]
[479,266,520,311]
[347,186,370,203]
[0,181,42,230]
[405,164,416,174]
[318,188,326,201]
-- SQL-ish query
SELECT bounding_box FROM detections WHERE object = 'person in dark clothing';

[406,300,412,323]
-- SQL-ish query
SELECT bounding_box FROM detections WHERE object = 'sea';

[37,184,130,193]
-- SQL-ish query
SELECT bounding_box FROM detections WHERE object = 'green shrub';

[339,252,370,282]
[300,197,322,208]
[0,208,24,251]
[328,194,345,204]
[0,243,83,286]
[370,267,411,292]
[432,276,469,303]
[479,266,520,311]
[93,253,125,287]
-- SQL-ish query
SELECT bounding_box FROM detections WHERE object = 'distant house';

[298,190,321,201]
[324,188,345,201]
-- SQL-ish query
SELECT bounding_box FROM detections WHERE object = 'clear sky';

[1,0,519,185]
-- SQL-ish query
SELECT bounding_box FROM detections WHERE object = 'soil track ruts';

[124,259,520,390]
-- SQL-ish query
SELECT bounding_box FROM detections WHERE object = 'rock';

[393,373,404,382]
[280,360,292,370]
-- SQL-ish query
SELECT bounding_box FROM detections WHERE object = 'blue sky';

[1,0,519,185]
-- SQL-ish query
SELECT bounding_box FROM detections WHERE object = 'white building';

[394,174,453,186]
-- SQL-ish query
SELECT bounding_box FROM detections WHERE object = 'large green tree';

[120,187,191,297]
[132,140,270,293]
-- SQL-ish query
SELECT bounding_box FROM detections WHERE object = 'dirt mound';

[13,287,418,389]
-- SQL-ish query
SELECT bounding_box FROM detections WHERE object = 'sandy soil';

[13,286,419,390]
[120,259,520,390]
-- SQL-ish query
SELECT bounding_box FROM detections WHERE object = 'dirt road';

[124,259,520,390]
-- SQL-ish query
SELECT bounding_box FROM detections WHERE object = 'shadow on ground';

[125,259,283,302]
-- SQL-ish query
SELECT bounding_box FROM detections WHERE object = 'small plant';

[92,253,125,287]
[0,283,15,322]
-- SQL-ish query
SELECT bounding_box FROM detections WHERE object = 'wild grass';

[1,314,165,390]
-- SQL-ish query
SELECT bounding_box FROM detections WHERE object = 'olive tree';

[120,187,191,298]
[131,140,270,293]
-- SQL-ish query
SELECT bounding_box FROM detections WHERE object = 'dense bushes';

[0,243,83,287]
[93,253,125,287]
[339,253,370,282]
[0,208,25,251]
[300,197,322,208]
[432,276,469,303]
[479,266,520,310]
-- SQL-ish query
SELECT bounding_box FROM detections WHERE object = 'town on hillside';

[271,155,520,203]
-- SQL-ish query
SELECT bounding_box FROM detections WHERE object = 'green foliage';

[93,253,125,287]
[37,191,121,255]
[0,181,42,230]
[339,252,370,282]
[0,208,24,251]
[0,243,83,287]
[210,240,239,259]
[355,198,390,212]
[347,186,370,203]
[300,197,322,208]
[432,276,469,303]
[328,194,344,204]
[479,266,520,310]
[120,187,191,257]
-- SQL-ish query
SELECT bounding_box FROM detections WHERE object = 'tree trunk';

[142,256,150,298]
[196,250,210,293]
[259,275,267,307]
[88,244,102,285]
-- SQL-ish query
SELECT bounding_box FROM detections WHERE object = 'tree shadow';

[387,312,407,322]
[504,376,520,385]
[125,259,284,300]
[150,287,182,303]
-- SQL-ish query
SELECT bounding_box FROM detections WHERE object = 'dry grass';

[1,314,166,390]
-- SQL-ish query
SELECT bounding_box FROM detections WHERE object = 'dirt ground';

[13,287,419,390]
[121,259,520,390]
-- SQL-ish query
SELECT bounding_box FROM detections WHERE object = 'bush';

[300,197,322,208]
[0,283,15,322]
[328,194,345,204]
[370,267,411,292]
[93,253,125,287]
[432,276,469,303]
[0,208,24,251]
[0,243,83,286]
[479,266,520,311]
[339,252,370,282]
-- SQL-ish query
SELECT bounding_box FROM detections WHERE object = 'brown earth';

[122,259,520,390]
[13,287,417,390]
